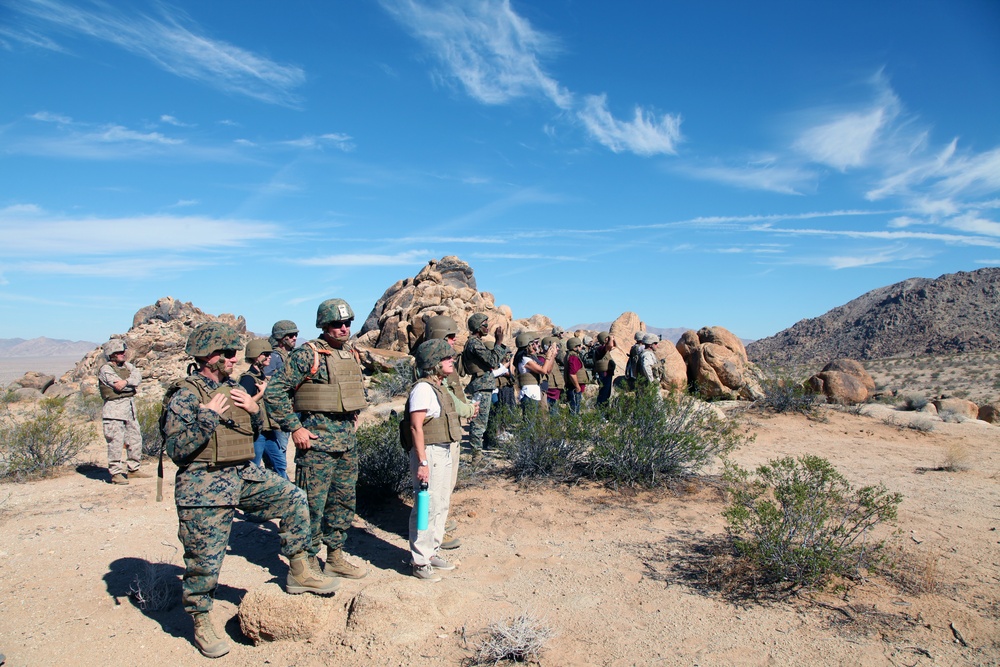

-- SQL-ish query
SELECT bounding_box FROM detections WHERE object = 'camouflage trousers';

[294,446,358,558]
[103,417,142,476]
[176,470,310,615]
[467,390,492,453]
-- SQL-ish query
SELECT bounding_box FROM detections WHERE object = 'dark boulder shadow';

[226,513,290,583]
[76,462,109,482]
[354,495,415,572]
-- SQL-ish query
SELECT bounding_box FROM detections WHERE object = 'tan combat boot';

[191,612,230,658]
[110,473,129,485]
[326,548,368,579]
[287,554,340,595]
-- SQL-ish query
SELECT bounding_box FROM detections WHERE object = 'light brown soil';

[1,405,998,666]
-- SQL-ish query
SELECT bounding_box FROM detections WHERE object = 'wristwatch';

[419,460,428,467]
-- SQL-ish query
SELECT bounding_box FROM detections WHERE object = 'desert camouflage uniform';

[462,337,509,454]
[263,339,365,560]
[164,375,311,615]
[98,361,143,476]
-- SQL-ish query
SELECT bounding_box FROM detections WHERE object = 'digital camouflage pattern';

[164,374,311,615]
[316,298,354,326]
[294,446,358,556]
[185,322,241,358]
[462,337,509,394]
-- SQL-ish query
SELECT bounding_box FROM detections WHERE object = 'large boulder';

[655,341,687,392]
[676,326,763,400]
[933,397,979,420]
[237,583,333,644]
[978,401,1000,424]
[806,371,869,404]
[62,297,248,394]
[820,359,875,395]
[13,371,55,393]
[357,256,515,353]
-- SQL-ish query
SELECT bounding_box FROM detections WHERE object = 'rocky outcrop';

[748,267,1000,365]
[357,256,515,353]
[805,359,875,404]
[60,297,248,396]
[237,583,331,644]
[978,402,1000,424]
[677,326,764,400]
[933,397,979,420]
[11,371,55,393]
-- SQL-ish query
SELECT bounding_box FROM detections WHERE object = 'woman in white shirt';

[513,331,557,414]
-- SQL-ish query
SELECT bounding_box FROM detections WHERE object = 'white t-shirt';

[517,356,542,401]
[408,381,442,418]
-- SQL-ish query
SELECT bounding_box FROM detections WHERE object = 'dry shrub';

[0,398,90,480]
[470,613,554,665]
[128,555,180,611]
[939,442,970,472]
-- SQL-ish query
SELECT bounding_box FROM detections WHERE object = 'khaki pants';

[408,443,454,566]
[104,418,142,475]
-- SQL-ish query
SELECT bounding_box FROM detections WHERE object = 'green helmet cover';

[186,322,241,358]
[271,320,299,338]
[597,331,610,344]
[427,315,459,340]
[467,313,489,332]
[414,339,454,370]
[102,339,127,357]
[316,299,355,328]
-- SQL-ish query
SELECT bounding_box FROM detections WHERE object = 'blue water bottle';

[416,482,429,531]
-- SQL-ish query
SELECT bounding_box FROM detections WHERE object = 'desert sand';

[0,403,997,666]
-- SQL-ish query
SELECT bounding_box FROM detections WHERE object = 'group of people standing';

[94,302,668,658]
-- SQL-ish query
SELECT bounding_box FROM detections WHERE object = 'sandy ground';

[0,404,998,666]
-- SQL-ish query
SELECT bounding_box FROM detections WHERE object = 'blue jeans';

[567,389,583,414]
[596,372,613,405]
[254,430,288,479]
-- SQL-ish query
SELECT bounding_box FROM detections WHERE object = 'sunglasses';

[328,320,353,329]
[214,349,238,359]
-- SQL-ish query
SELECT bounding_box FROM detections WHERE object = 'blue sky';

[2,0,999,344]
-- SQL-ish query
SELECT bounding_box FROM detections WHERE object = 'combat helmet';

[541,335,559,351]
[567,337,583,351]
[467,313,489,333]
[102,339,127,357]
[186,322,241,358]
[271,320,299,338]
[515,331,540,349]
[316,299,354,328]
[414,339,454,370]
[245,338,273,360]
[642,333,660,345]
[426,315,459,340]
[634,331,645,342]
[597,331,610,344]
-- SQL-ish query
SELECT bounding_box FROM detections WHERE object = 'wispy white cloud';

[7,0,305,105]
[381,0,681,157]
[398,235,506,244]
[169,199,199,208]
[471,252,585,261]
[160,114,193,127]
[29,110,73,124]
[13,257,208,278]
[280,133,355,151]
[577,94,681,156]
[297,251,431,266]
[0,206,278,255]
[680,159,816,195]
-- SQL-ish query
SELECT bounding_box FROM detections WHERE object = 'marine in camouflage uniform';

[97,339,144,484]
[264,298,369,580]
[462,313,509,458]
[166,322,338,659]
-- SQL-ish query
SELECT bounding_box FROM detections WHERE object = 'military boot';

[325,548,368,579]
[191,612,230,659]
[287,554,340,595]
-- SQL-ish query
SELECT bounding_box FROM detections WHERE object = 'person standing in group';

[461,313,509,462]
[98,339,145,485]
[624,331,646,389]
[593,331,616,406]
[405,339,462,581]
[513,332,558,415]
[424,315,479,551]
[264,320,299,471]
[541,335,565,414]
[164,323,338,659]
[564,337,590,414]
[238,338,287,479]
[264,299,369,582]
[639,333,663,385]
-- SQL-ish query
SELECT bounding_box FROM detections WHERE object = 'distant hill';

[747,267,1000,366]
[0,337,98,358]
[567,322,692,344]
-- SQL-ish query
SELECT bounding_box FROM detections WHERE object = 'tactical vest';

[462,339,489,377]
[565,351,592,385]
[179,376,255,465]
[516,352,540,386]
[547,360,566,390]
[594,348,612,373]
[292,341,368,413]
[625,344,643,380]
[405,379,462,445]
[100,364,137,401]
[239,367,278,431]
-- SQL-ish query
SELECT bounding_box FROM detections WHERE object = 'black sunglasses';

[328,320,353,328]
[216,349,238,359]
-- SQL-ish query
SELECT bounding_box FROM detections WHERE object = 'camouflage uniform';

[98,361,143,476]
[263,339,365,560]
[462,336,509,454]
[164,375,311,615]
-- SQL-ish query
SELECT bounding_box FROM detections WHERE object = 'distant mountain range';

[747,267,1000,366]
[0,337,98,358]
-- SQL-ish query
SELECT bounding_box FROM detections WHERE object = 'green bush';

[355,413,411,500]
[367,360,415,404]
[483,401,522,450]
[136,399,165,457]
[72,393,105,421]
[0,398,90,480]
[501,409,585,483]
[754,374,817,415]
[585,384,750,488]
[722,456,902,591]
